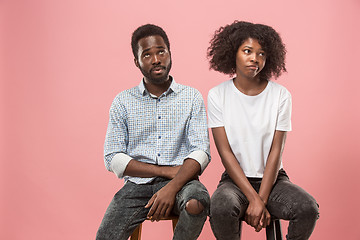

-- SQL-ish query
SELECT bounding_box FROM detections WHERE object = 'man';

[96,24,210,240]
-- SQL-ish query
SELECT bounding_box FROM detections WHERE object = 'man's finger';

[145,195,156,209]
[158,204,168,220]
[152,202,164,221]
[146,198,158,219]
[164,205,172,217]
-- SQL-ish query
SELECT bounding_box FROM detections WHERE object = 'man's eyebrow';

[142,46,165,53]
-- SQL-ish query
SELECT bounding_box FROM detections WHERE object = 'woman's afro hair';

[207,21,287,81]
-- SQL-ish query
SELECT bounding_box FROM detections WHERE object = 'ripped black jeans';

[97,178,210,240]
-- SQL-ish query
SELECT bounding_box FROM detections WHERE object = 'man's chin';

[149,74,170,84]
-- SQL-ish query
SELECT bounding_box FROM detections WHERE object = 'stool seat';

[130,215,179,240]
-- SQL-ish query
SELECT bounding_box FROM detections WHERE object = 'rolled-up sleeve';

[185,150,209,173]
[109,153,133,178]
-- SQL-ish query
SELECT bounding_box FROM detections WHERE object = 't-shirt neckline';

[231,78,270,97]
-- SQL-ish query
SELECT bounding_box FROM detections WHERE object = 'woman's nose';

[250,53,258,63]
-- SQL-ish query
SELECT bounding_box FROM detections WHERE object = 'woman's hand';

[245,197,271,232]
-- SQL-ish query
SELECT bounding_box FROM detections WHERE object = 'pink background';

[1,0,360,239]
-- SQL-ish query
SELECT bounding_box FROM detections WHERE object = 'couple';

[96,22,319,240]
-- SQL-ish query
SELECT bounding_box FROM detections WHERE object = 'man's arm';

[123,159,181,179]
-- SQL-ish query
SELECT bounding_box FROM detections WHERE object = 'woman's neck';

[233,76,268,96]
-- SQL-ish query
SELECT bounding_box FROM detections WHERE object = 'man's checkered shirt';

[104,78,210,184]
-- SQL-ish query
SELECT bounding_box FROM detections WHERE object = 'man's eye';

[259,52,265,57]
[159,50,165,55]
[143,54,150,58]
[244,49,250,54]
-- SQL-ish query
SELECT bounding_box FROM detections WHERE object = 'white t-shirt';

[207,79,292,177]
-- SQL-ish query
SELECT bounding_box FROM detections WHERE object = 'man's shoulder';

[113,86,141,101]
[174,82,202,98]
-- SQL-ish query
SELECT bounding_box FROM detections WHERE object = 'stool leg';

[130,223,142,240]
[171,218,178,232]
[266,220,283,240]
[274,220,282,240]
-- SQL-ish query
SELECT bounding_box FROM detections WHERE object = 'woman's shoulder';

[208,79,233,95]
[268,81,291,96]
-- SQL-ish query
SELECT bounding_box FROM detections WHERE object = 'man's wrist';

[163,180,182,194]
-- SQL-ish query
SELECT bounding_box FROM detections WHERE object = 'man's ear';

[134,58,140,68]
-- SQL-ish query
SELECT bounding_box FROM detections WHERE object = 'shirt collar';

[138,76,180,96]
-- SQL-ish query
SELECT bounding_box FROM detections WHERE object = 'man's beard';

[140,60,172,84]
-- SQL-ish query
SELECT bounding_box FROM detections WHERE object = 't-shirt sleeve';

[207,88,224,128]
[276,89,292,131]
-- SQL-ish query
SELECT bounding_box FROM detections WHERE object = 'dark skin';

[125,35,204,221]
[212,38,287,232]
[134,35,171,97]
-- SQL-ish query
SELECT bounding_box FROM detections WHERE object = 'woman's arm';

[212,127,269,231]
[258,130,287,204]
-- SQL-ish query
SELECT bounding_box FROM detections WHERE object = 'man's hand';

[145,184,177,221]
[244,197,271,232]
[145,158,201,221]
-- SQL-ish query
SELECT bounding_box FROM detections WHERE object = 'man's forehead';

[138,35,167,50]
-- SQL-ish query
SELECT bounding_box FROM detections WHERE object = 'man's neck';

[144,76,172,97]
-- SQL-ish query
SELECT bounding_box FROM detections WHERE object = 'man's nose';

[152,54,161,64]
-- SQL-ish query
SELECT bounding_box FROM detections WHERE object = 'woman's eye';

[244,49,250,54]
[259,52,265,57]
[159,50,165,55]
[143,54,150,58]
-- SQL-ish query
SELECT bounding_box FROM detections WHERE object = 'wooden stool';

[130,215,179,240]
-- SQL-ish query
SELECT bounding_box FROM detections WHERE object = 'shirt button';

[158,153,161,157]
[158,99,161,102]
[158,136,161,139]
[158,116,161,119]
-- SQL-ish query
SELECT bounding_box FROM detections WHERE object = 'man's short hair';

[131,24,171,59]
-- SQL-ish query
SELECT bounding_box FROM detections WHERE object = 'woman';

[207,21,319,240]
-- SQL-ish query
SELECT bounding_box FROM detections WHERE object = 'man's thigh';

[97,182,152,240]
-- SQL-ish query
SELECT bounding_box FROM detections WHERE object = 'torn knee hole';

[185,199,204,215]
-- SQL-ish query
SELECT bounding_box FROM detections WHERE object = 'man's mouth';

[151,66,165,74]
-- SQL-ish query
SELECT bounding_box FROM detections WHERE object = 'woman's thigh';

[267,175,319,221]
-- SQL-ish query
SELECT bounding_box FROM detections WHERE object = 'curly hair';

[207,21,287,81]
[131,24,170,60]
